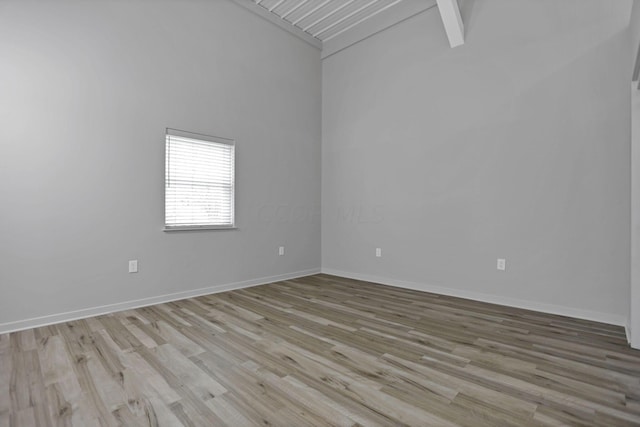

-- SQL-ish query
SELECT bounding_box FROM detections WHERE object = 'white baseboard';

[0,268,320,334]
[321,268,627,327]
[626,321,632,345]
[3,267,627,336]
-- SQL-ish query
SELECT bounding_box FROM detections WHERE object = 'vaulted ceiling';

[232,0,464,57]
[253,0,410,43]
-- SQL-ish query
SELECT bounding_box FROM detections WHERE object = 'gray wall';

[632,83,640,345]
[322,0,632,322]
[0,0,321,327]
[1,0,634,330]
[631,0,640,347]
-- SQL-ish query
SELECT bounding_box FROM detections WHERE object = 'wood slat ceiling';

[253,0,406,42]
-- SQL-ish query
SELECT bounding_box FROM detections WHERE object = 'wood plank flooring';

[2,273,640,426]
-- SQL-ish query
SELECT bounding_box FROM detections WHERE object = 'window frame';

[163,128,236,232]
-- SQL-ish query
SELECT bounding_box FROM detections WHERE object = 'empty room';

[2,0,640,425]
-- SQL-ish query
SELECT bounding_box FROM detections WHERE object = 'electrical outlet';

[129,260,138,273]
[278,246,285,256]
[497,258,506,271]
[376,248,382,257]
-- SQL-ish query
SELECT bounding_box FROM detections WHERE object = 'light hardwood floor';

[2,274,640,426]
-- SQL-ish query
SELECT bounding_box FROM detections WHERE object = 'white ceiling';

[233,0,462,57]
[252,0,408,42]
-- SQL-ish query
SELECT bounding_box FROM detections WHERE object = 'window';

[164,128,235,230]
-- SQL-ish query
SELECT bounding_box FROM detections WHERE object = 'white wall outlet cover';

[128,260,138,273]
[279,246,285,256]
[376,248,382,257]
[497,258,506,271]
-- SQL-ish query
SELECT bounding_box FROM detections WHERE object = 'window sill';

[163,226,238,232]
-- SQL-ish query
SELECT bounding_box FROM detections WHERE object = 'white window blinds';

[165,129,235,230]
